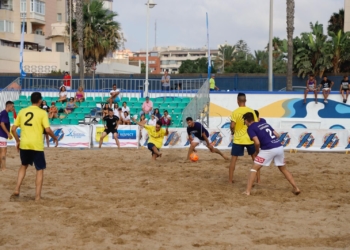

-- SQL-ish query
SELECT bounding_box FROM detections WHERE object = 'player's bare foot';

[292,188,301,195]
[10,192,19,201]
[228,180,234,184]
[35,197,41,202]
[158,153,162,158]
[242,191,250,196]
[1,167,6,171]
[223,155,229,160]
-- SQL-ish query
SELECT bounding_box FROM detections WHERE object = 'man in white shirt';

[115,107,124,124]
[161,70,171,91]
[122,102,130,113]
[148,114,158,126]
[107,84,121,107]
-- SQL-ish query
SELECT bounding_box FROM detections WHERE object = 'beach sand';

[0,147,350,249]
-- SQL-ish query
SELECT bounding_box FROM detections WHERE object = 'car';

[278,86,306,92]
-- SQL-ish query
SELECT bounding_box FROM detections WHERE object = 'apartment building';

[131,51,161,74]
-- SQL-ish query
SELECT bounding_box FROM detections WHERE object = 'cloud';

[113,0,344,52]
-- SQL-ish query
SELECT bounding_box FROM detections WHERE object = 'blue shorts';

[20,149,46,170]
[231,143,255,156]
[113,97,121,103]
[147,143,159,155]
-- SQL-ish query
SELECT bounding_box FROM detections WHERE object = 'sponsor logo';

[321,133,339,149]
[95,127,108,142]
[50,128,64,143]
[66,128,86,139]
[255,156,265,164]
[184,133,194,147]
[296,132,314,148]
[346,137,350,149]
[118,130,136,140]
[279,132,291,147]
[0,141,7,146]
[164,131,181,146]
[210,131,223,147]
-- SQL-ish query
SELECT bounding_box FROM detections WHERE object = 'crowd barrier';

[5,125,350,152]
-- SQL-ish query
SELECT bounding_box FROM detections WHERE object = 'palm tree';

[215,45,235,72]
[329,30,350,73]
[75,0,84,86]
[286,0,295,91]
[328,9,344,35]
[254,50,268,69]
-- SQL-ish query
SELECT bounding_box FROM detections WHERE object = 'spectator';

[122,101,130,113]
[0,101,14,171]
[148,114,158,126]
[57,86,68,103]
[123,111,131,125]
[113,103,119,116]
[48,102,58,119]
[41,100,50,112]
[62,72,72,90]
[65,97,77,114]
[319,75,334,103]
[116,107,124,124]
[153,108,161,120]
[209,74,219,91]
[303,74,318,104]
[141,96,153,116]
[340,75,350,103]
[161,70,171,91]
[75,86,85,103]
[107,84,121,106]
[102,103,110,117]
[160,110,172,126]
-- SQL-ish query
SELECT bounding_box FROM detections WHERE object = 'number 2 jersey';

[14,106,50,151]
[247,121,282,150]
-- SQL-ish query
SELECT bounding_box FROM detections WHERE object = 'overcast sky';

[113,0,344,52]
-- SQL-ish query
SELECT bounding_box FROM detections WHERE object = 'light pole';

[268,0,273,91]
[144,0,156,97]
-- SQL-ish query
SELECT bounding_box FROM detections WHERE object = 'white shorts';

[0,137,7,148]
[192,136,211,146]
[254,146,285,167]
[323,88,330,91]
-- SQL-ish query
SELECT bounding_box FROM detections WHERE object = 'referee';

[99,108,120,148]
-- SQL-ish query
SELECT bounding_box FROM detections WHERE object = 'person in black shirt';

[99,109,120,148]
[340,75,350,103]
[319,75,334,103]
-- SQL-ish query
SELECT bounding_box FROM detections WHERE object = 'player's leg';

[0,147,7,171]
[341,90,345,102]
[113,132,120,148]
[346,90,349,102]
[246,144,260,183]
[12,165,28,196]
[322,90,327,101]
[187,137,200,160]
[204,141,228,160]
[314,90,318,103]
[244,164,262,195]
[33,151,46,201]
[148,143,161,160]
[99,131,108,148]
[45,134,50,148]
[303,89,309,103]
[229,143,244,183]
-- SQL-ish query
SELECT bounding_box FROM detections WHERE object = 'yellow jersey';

[144,125,166,149]
[210,78,215,89]
[231,106,257,145]
[14,106,50,151]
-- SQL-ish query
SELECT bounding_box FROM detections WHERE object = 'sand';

[0,147,350,250]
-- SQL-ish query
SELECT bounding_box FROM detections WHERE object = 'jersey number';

[24,112,34,126]
[266,128,276,139]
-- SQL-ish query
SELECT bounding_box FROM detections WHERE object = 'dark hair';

[156,120,162,126]
[31,92,42,104]
[186,117,193,122]
[154,108,159,113]
[6,101,14,106]
[254,110,259,118]
[118,107,122,111]
[113,84,117,87]
[309,74,315,77]
[124,111,128,115]
[238,93,246,98]
[164,110,168,113]
[123,101,126,105]
[344,75,348,79]
[60,86,66,92]
[108,108,113,112]
[323,75,327,78]
[243,112,255,123]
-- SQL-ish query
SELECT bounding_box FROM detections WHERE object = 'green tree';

[179,58,216,73]
[70,0,122,73]
[286,0,295,90]
[254,50,268,69]
[328,30,350,73]
[227,60,266,73]
[214,44,236,72]
[328,9,344,35]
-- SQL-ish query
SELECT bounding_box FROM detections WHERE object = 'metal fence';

[0,77,21,110]
[182,79,210,127]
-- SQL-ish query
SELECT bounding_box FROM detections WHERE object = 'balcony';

[29,12,45,23]
[25,33,45,46]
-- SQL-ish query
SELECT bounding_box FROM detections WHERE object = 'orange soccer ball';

[190,152,199,162]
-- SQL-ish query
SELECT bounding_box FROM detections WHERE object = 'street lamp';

[144,0,156,97]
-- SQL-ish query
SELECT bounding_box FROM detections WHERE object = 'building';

[130,51,161,74]
[134,46,219,74]
[345,0,350,32]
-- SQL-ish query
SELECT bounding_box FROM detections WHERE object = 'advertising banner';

[92,125,139,148]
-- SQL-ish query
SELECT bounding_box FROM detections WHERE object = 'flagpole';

[20,13,27,82]
[206,13,211,79]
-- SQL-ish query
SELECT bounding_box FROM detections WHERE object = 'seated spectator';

[48,102,58,119]
[41,100,50,112]
[160,110,172,126]
[116,107,124,124]
[65,97,77,114]
[122,101,130,113]
[319,75,334,103]
[113,103,119,116]
[340,75,350,103]
[303,74,318,104]
[75,86,85,103]
[57,86,68,103]
[107,84,121,106]
[153,108,161,120]
[148,114,158,126]
[103,103,110,117]
[123,111,131,125]
[140,96,153,115]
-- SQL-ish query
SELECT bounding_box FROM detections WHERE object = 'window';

[30,0,45,15]
[0,20,14,33]
[57,13,62,22]
[56,43,64,52]
[35,29,43,35]
[20,0,26,13]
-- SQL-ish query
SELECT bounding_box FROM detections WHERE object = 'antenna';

[155,20,157,47]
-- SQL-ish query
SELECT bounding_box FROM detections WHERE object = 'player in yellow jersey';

[11,92,58,202]
[133,119,169,160]
[229,93,258,183]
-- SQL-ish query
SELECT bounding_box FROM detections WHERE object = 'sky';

[113,0,344,52]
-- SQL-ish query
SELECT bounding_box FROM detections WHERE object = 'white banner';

[8,125,91,148]
[92,125,139,148]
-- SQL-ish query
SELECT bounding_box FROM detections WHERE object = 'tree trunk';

[76,0,84,88]
[286,0,295,91]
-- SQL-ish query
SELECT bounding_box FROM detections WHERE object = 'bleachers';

[12,95,192,127]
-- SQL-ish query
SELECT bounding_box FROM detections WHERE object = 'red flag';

[13,109,17,119]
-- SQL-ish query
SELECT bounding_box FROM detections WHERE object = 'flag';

[19,20,26,78]
[206,13,211,78]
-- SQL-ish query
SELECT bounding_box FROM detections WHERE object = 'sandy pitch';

[1,147,350,249]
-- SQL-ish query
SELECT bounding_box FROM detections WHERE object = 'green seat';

[20,101,30,107]
[95,96,103,102]
[139,98,146,103]
[61,119,70,125]
[80,102,88,108]
[50,119,61,125]
[70,119,79,125]
[168,103,178,109]
[76,113,85,120]
[181,97,191,103]
[82,108,91,114]
[129,97,138,102]
[19,95,27,101]
[120,97,129,102]
[14,100,21,105]
[9,117,14,124]
[177,103,187,109]
[153,98,164,104]
[15,107,21,113]
[85,97,94,102]
[88,102,96,108]
[130,108,138,115]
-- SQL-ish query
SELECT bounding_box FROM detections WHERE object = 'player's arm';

[1,122,12,140]
[252,136,260,156]
[11,125,20,152]
[273,130,280,139]
[44,127,58,147]
[230,121,236,135]
[132,118,145,127]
